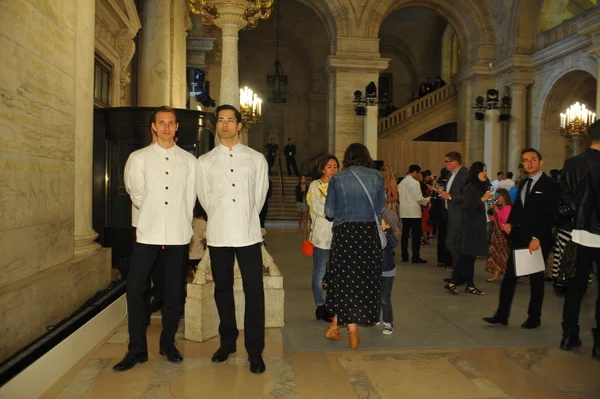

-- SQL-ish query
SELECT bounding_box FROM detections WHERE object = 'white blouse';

[306,179,334,249]
[124,142,197,245]
[196,143,269,247]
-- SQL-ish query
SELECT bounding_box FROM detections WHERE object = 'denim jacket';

[325,166,386,227]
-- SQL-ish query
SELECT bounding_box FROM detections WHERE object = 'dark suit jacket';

[507,172,562,257]
[446,166,470,231]
[459,183,489,257]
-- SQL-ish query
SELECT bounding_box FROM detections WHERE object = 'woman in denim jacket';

[323,143,386,349]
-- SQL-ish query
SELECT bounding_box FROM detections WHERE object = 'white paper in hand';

[513,248,546,276]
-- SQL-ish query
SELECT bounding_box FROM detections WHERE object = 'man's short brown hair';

[152,105,177,123]
[445,151,462,164]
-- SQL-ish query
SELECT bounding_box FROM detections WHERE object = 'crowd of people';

[307,126,600,356]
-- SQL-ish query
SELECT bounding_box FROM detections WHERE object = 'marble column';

[364,105,378,160]
[215,18,246,108]
[484,109,501,178]
[74,0,101,255]
[596,56,600,118]
[138,0,171,106]
[508,84,528,173]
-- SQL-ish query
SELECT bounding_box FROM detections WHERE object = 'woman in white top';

[306,155,340,322]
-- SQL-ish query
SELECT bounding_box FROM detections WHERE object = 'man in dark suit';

[437,152,470,267]
[284,138,300,177]
[484,148,561,329]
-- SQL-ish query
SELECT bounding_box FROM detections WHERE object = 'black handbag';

[557,239,579,286]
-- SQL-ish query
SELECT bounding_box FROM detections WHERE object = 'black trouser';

[381,276,394,324]
[563,245,600,329]
[437,209,452,265]
[147,250,165,313]
[450,253,476,286]
[127,243,187,353]
[286,156,299,176]
[209,244,265,357]
[401,218,422,261]
[496,246,547,320]
[267,157,275,173]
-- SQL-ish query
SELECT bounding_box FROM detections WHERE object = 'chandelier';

[240,86,262,123]
[266,0,287,103]
[188,0,274,29]
[560,102,596,139]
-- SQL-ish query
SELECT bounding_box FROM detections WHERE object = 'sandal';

[465,286,486,296]
[444,283,459,295]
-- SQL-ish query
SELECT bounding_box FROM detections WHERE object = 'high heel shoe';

[348,329,360,349]
[325,319,342,341]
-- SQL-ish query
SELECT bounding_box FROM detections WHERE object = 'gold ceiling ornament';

[188,0,274,30]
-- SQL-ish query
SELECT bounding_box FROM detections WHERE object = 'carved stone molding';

[96,0,141,106]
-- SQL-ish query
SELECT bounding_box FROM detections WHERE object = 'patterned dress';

[326,221,382,325]
[485,205,511,273]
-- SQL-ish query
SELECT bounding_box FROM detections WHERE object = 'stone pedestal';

[364,105,378,159]
[484,109,501,178]
[185,275,284,342]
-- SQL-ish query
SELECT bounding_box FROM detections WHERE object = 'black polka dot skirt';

[326,221,382,325]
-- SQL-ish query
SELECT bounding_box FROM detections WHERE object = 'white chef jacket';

[124,142,197,245]
[398,175,430,218]
[196,143,269,247]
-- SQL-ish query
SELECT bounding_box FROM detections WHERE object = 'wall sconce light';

[473,96,486,120]
[499,96,511,122]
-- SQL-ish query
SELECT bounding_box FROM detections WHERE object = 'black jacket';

[382,228,399,272]
[295,183,307,203]
[284,144,296,158]
[561,148,600,236]
[507,172,562,256]
[459,183,489,257]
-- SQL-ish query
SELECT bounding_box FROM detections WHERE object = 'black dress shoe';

[521,318,541,329]
[482,315,508,326]
[560,335,582,351]
[249,356,266,374]
[402,257,409,263]
[160,345,183,363]
[112,352,148,372]
[211,346,236,363]
[593,345,600,360]
[412,258,427,264]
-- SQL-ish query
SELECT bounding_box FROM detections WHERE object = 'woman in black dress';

[444,161,494,296]
[324,143,385,349]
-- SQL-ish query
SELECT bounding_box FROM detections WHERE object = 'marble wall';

[0,0,111,362]
[0,0,76,287]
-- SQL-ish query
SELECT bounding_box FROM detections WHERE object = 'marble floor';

[43,226,600,398]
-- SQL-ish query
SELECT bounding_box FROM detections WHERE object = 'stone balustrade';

[538,8,596,50]
[378,85,456,134]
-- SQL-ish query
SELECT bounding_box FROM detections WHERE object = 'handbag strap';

[348,168,381,224]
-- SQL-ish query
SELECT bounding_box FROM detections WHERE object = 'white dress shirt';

[124,142,197,245]
[491,179,502,191]
[398,175,430,218]
[498,179,515,190]
[196,143,269,247]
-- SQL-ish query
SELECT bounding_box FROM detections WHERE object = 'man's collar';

[218,142,242,153]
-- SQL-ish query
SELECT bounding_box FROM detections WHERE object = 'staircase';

[378,85,458,140]
[267,175,308,220]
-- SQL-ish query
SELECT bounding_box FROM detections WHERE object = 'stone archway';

[539,70,597,170]
[364,0,498,65]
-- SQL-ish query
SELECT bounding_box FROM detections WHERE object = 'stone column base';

[184,275,284,342]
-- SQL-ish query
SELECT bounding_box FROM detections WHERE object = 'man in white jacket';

[114,106,197,372]
[398,165,431,263]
